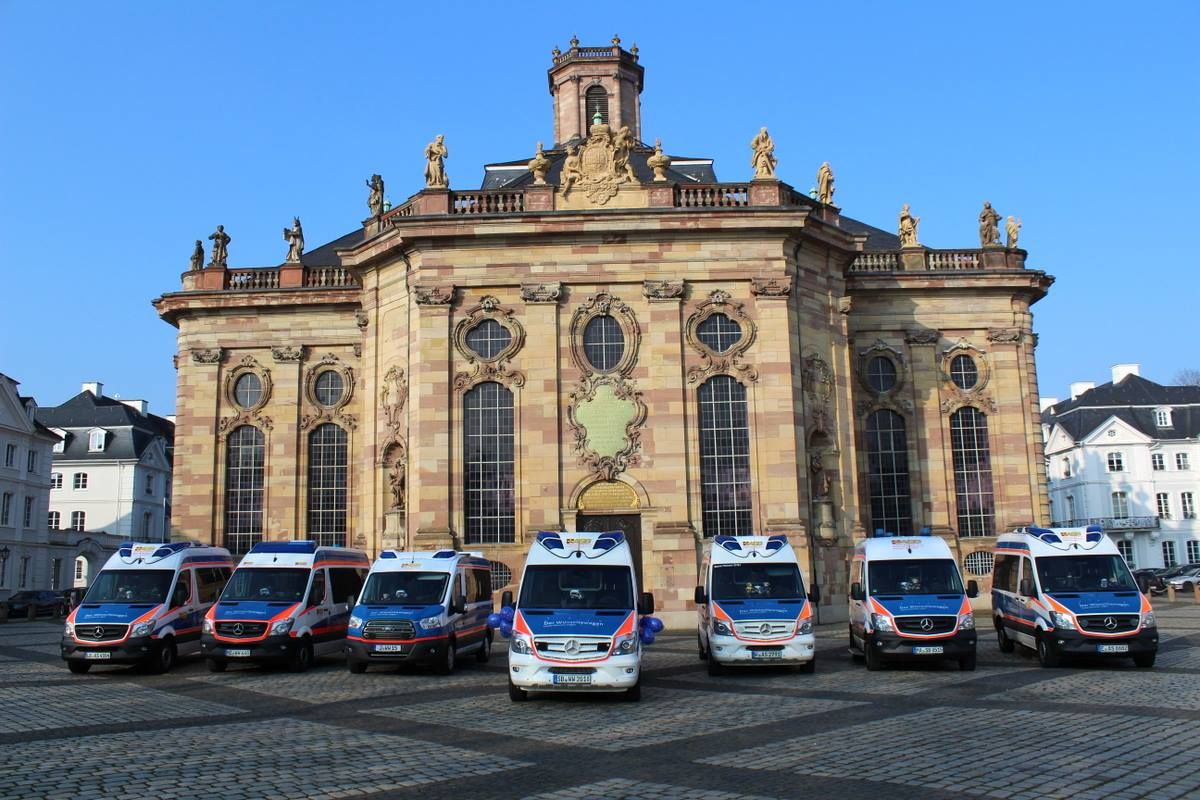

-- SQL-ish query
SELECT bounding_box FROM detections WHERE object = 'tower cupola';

[548,35,644,146]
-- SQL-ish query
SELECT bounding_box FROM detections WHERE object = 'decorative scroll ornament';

[855,397,915,418]
[379,365,408,459]
[566,374,647,481]
[569,292,641,377]
[191,348,223,364]
[987,327,1024,344]
[413,285,454,305]
[856,339,906,395]
[941,394,998,415]
[300,353,357,430]
[905,329,941,345]
[271,346,303,362]
[643,279,685,300]
[452,295,526,392]
[219,355,273,433]
[940,338,991,394]
[559,121,639,206]
[684,290,758,384]
[802,351,834,431]
[355,310,369,330]
[750,276,792,297]
[520,282,561,303]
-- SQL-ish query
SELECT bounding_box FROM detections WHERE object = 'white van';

[61,541,233,674]
[498,531,659,702]
[848,531,979,670]
[694,534,818,675]
[992,526,1158,667]
[345,550,493,674]
[201,541,369,672]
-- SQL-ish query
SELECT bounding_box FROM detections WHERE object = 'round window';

[696,313,742,354]
[314,370,345,407]
[964,551,994,577]
[464,319,513,361]
[950,355,979,390]
[582,315,624,372]
[866,356,897,393]
[233,373,263,409]
[489,561,513,589]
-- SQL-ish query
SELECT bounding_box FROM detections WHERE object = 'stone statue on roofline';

[283,217,305,263]
[208,225,231,268]
[366,174,385,216]
[647,139,671,182]
[898,203,920,247]
[817,161,835,205]
[424,134,449,188]
[561,144,583,194]
[979,201,1002,246]
[750,127,777,179]
[528,142,550,185]
[189,240,204,271]
[613,125,638,183]
[1006,216,1022,248]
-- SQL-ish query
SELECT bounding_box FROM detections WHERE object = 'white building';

[1043,363,1200,569]
[37,382,174,586]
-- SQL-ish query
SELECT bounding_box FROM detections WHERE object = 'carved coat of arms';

[561,123,638,206]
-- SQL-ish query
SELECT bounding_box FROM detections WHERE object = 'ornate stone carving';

[941,394,998,415]
[191,347,223,364]
[905,329,941,345]
[646,139,670,182]
[940,338,991,395]
[987,327,1023,344]
[559,121,640,206]
[569,292,641,377]
[527,142,550,185]
[189,240,204,271]
[218,413,272,433]
[566,374,647,481]
[453,295,526,391]
[352,344,362,358]
[385,439,407,510]
[802,352,834,430]
[750,127,777,179]
[898,204,920,247]
[300,353,357,431]
[366,174,385,217]
[220,355,273,433]
[424,134,449,188]
[355,309,369,330]
[837,297,853,314]
[271,346,302,362]
[380,366,408,441]
[816,161,835,205]
[979,201,1002,246]
[413,285,454,305]
[282,217,304,263]
[856,396,915,417]
[207,225,230,268]
[642,279,684,300]
[1006,216,1022,248]
[751,276,792,297]
[684,290,758,384]
[856,339,906,395]
[520,282,561,303]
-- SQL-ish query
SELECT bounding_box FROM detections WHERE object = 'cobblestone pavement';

[3,603,1200,799]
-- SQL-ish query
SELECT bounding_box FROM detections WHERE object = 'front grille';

[215,621,267,638]
[363,619,416,640]
[747,645,784,653]
[75,623,128,642]
[549,667,597,675]
[1077,614,1140,634]
[895,615,957,635]
[734,620,793,640]
[535,636,611,660]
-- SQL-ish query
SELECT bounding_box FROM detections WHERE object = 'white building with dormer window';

[1043,363,1200,569]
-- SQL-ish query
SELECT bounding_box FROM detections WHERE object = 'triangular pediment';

[1081,415,1151,446]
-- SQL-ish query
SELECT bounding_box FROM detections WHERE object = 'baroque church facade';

[156,39,1053,623]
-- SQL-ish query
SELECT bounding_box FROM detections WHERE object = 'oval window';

[950,355,979,390]
[696,313,742,354]
[583,315,624,372]
[464,319,513,360]
[233,373,263,409]
[866,356,897,393]
[314,370,345,407]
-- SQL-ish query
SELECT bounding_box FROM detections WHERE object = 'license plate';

[1098,643,1129,654]
[374,644,405,653]
[226,649,251,658]
[751,650,783,659]
[552,674,592,685]
[912,646,944,655]
[83,651,111,660]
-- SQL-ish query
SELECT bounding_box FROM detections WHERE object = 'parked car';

[4,590,67,619]
[1166,567,1200,593]
[1133,569,1166,594]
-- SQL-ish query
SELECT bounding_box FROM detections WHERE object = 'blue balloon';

[640,628,656,645]
[646,616,664,633]
[486,613,502,629]
[500,605,515,622]
[499,621,513,638]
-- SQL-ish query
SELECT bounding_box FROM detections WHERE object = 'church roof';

[37,391,175,462]
[1042,374,1200,441]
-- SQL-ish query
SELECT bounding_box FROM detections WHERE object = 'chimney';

[120,399,148,415]
[1040,396,1059,413]
[1069,382,1095,400]
[81,381,103,397]
[1111,363,1140,383]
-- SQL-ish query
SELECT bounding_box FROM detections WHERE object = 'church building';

[155,38,1053,624]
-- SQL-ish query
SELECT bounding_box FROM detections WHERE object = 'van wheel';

[1036,634,1061,668]
[347,659,367,674]
[508,678,528,702]
[849,625,865,662]
[67,660,91,674]
[995,619,1015,653]
[707,656,724,676]
[797,657,816,674]
[958,652,977,671]
[1133,652,1157,668]
[624,679,642,702]
[148,638,176,674]
[289,639,313,673]
[207,658,227,673]
[475,633,491,664]
[865,636,883,671]
[438,638,457,675]
[697,633,708,661]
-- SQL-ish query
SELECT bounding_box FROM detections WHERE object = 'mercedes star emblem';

[93,626,104,639]
[232,623,244,636]
[919,617,935,632]
[563,639,580,655]
[1104,616,1117,630]
[759,623,772,635]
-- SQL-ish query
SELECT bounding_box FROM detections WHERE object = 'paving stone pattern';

[0,682,242,733]
[986,668,1200,710]
[187,661,499,703]
[525,778,784,800]
[673,663,1033,696]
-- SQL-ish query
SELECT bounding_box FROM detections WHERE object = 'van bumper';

[874,629,976,659]
[201,633,299,663]
[62,636,155,665]
[1048,628,1158,656]
[508,652,640,692]
[710,633,816,665]
[344,637,449,666]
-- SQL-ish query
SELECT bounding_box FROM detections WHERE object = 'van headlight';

[958,613,976,630]
[1050,611,1076,630]
[796,618,813,635]
[132,622,153,637]
[712,620,734,637]
[271,619,293,635]
[202,617,213,634]
[1141,612,1157,629]
[871,613,894,632]
[613,633,638,655]
[419,615,443,630]
[349,615,364,629]
[510,634,534,655]
[63,620,74,637]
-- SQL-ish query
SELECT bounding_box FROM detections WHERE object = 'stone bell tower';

[548,35,645,146]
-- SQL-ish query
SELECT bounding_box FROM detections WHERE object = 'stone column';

[269,347,304,541]
[410,285,456,549]
[520,283,563,532]
[174,347,223,543]
[906,329,952,534]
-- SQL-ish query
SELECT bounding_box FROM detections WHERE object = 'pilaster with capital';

[409,285,455,546]
[906,329,953,532]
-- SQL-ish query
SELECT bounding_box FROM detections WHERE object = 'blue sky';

[2,2,1197,413]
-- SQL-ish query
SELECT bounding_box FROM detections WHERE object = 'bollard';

[1194,584,1200,604]
[1168,586,1177,603]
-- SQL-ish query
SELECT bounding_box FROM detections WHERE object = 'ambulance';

[496,531,660,701]
[62,541,233,674]
[848,530,979,670]
[344,550,493,673]
[694,535,818,675]
[992,526,1158,668]
[201,541,369,672]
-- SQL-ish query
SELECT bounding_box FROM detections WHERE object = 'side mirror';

[807,584,821,604]
[850,582,865,602]
[1019,578,1037,598]
[966,580,979,599]
[638,592,655,615]
[501,590,514,610]
[345,595,357,609]
[450,599,466,615]
[172,586,188,608]
[693,586,707,605]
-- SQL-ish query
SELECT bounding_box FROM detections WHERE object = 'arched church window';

[464,382,515,544]
[225,425,264,555]
[698,375,753,537]
[585,85,609,125]
[308,423,348,547]
[697,313,742,354]
[950,407,995,537]
[464,319,513,361]
[865,409,912,536]
[583,315,624,373]
[950,355,979,390]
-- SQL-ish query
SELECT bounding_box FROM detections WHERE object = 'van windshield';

[1037,555,1137,593]
[84,570,174,604]
[360,572,449,605]
[518,565,633,610]
[712,563,805,600]
[868,559,964,595]
[221,568,310,602]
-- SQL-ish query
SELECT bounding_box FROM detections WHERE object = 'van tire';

[347,659,368,674]
[508,678,528,702]
[438,637,457,675]
[289,639,313,673]
[849,625,865,662]
[698,633,708,661]
[958,652,977,671]
[1036,633,1061,668]
[865,637,883,671]
[207,658,227,673]
[475,633,491,664]
[1133,652,1156,668]
[797,657,816,674]
[148,638,176,674]
[624,679,642,702]
[67,660,91,674]
[995,619,1015,653]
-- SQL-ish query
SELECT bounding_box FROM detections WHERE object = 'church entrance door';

[577,513,643,590]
